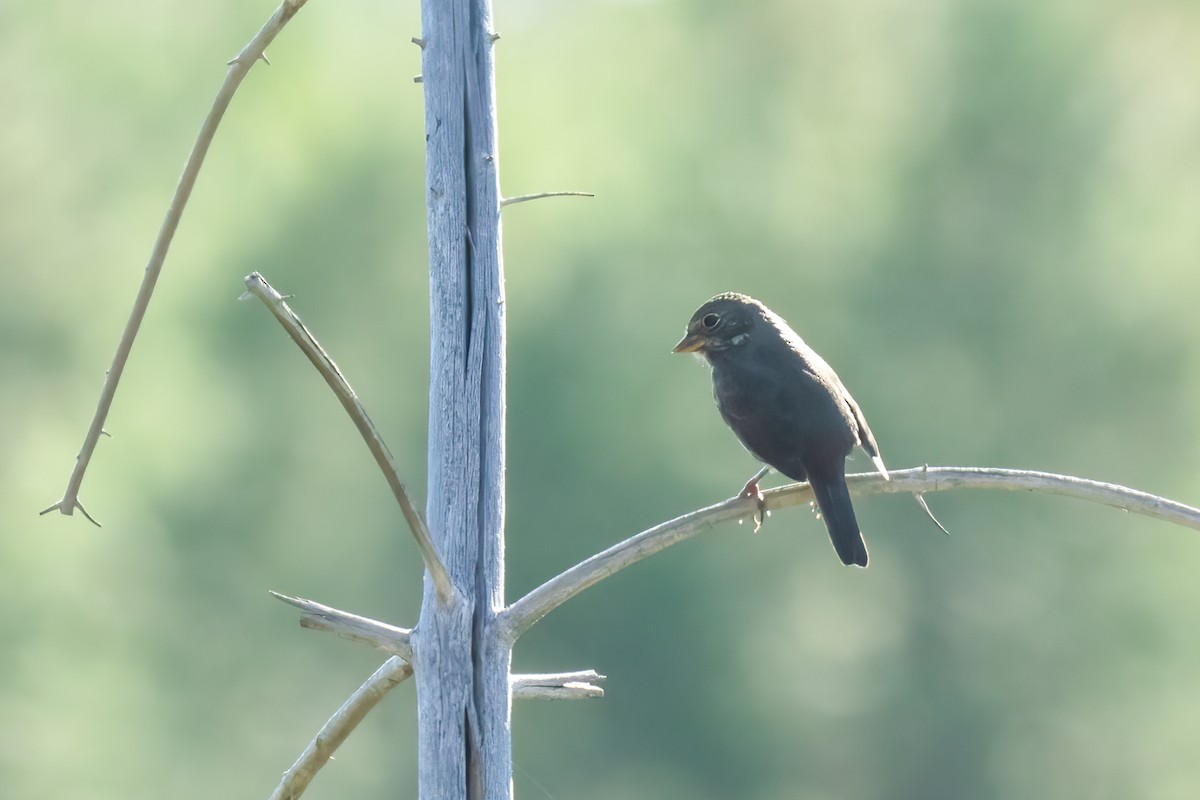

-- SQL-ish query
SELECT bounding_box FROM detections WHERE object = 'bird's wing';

[842,389,890,479]
[786,339,890,479]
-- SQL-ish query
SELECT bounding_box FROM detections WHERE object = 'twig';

[269,656,412,800]
[270,586,605,701]
[243,273,455,606]
[512,670,605,700]
[41,0,311,526]
[913,490,950,535]
[269,590,605,695]
[499,466,1200,642]
[270,591,412,661]
[500,191,594,207]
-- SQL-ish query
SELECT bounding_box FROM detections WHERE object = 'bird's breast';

[709,351,856,470]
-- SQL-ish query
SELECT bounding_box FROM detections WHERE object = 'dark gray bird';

[673,292,889,567]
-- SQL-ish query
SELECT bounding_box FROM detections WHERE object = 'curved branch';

[499,466,1200,642]
[245,273,455,605]
[41,0,311,526]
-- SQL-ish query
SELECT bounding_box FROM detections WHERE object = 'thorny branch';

[41,0,313,525]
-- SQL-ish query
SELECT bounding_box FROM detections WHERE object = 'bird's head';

[672,293,762,357]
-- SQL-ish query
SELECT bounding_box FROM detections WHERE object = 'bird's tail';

[810,470,868,567]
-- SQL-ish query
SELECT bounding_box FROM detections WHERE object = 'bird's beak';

[672,333,705,353]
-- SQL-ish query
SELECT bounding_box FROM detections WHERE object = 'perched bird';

[673,292,889,567]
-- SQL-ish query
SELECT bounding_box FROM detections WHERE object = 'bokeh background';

[5,0,1200,797]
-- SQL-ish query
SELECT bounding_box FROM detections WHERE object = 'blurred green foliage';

[5,0,1200,797]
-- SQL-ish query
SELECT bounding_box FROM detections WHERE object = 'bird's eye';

[701,313,721,330]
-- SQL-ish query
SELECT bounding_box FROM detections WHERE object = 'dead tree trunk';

[412,0,510,798]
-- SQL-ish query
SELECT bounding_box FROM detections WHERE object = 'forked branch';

[266,465,1199,800]
[499,466,1200,642]
[512,670,606,700]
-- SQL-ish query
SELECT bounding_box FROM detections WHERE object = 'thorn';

[76,499,101,527]
[226,51,270,68]
[489,32,501,42]
[411,36,426,48]
[100,429,112,438]
[413,74,423,84]
[38,498,100,526]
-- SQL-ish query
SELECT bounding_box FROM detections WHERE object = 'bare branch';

[270,591,412,661]
[513,670,605,700]
[499,466,1200,642]
[42,0,312,524]
[500,191,594,207]
[243,273,455,606]
[876,466,1200,528]
[266,659,600,800]
[269,656,412,800]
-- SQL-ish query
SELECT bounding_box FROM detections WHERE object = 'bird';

[673,292,890,567]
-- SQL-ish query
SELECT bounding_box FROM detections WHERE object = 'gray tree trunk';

[411,0,511,798]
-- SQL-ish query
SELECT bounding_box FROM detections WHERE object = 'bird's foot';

[739,478,768,533]
[738,466,772,532]
[739,476,763,499]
